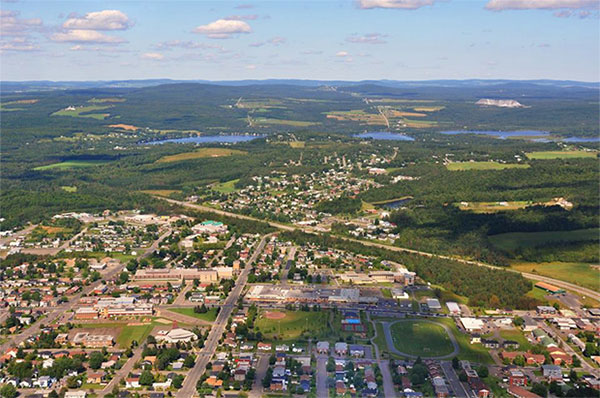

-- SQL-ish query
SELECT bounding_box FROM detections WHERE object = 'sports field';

[169,307,218,322]
[254,310,330,341]
[488,228,598,251]
[446,161,530,171]
[511,262,599,291]
[389,320,455,357]
[156,148,246,163]
[34,160,109,170]
[526,150,597,160]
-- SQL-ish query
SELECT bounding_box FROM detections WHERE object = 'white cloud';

[246,64,257,69]
[142,52,164,60]
[485,0,599,11]
[336,51,350,57]
[224,14,259,20]
[357,0,438,9]
[62,10,132,30]
[346,33,387,44]
[153,40,224,51]
[193,19,252,39]
[51,29,125,43]
[1,10,42,37]
[0,37,39,52]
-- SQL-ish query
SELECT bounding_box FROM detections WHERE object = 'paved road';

[178,234,269,398]
[381,320,459,360]
[98,346,143,397]
[377,359,397,398]
[316,355,328,398]
[249,354,269,398]
[160,198,600,301]
[440,360,469,398]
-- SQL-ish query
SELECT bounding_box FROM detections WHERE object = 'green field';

[169,307,218,322]
[435,318,494,364]
[526,150,598,160]
[156,148,246,163]
[446,161,530,171]
[212,179,240,194]
[511,262,599,291]
[389,320,455,357]
[78,322,156,348]
[61,186,77,192]
[489,228,599,251]
[254,310,330,341]
[51,105,113,119]
[34,160,110,170]
[254,117,318,127]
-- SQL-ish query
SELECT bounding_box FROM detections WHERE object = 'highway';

[161,197,600,302]
[178,234,270,398]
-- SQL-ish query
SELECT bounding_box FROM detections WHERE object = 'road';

[0,224,37,246]
[440,360,469,398]
[249,354,269,398]
[381,320,459,360]
[161,197,600,301]
[177,234,269,398]
[98,346,143,397]
[377,359,397,398]
[316,355,328,398]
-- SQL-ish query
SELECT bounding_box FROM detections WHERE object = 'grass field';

[89,97,125,103]
[389,320,455,357]
[435,318,494,364]
[254,117,318,127]
[34,160,109,170]
[526,150,598,160]
[457,201,530,213]
[169,307,218,322]
[488,228,598,251]
[78,322,156,348]
[156,148,246,163]
[140,189,181,197]
[255,310,330,341]
[212,179,240,194]
[289,141,305,148]
[446,161,530,171]
[51,105,112,119]
[511,262,599,291]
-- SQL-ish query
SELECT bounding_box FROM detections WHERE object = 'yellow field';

[140,189,181,196]
[446,161,530,171]
[289,141,305,148]
[254,117,318,127]
[156,148,246,163]
[413,106,445,112]
[109,124,140,131]
[388,110,427,117]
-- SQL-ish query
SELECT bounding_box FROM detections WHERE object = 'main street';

[161,197,600,302]
[178,234,270,398]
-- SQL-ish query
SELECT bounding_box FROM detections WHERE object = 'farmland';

[445,161,530,171]
[34,160,110,170]
[526,150,597,159]
[212,179,240,194]
[253,117,318,127]
[51,105,113,119]
[156,148,247,163]
[511,261,599,291]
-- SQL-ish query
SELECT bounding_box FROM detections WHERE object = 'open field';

[212,179,240,194]
[456,201,530,213]
[488,228,599,251]
[253,117,318,127]
[254,310,330,341]
[526,150,598,160]
[289,141,305,148]
[325,109,386,125]
[89,98,125,103]
[34,160,110,170]
[169,307,218,322]
[404,119,438,128]
[511,262,599,291]
[60,186,78,192]
[446,161,530,171]
[413,106,445,112]
[435,318,494,364]
[51,105,112,119]
[389,320,455,357]
[0,99,38,111]
[156,148,246,163]
[108,123,139,131]
[140,189,181,197]
[77,321,156,348]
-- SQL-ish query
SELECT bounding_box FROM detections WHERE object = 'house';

[35,376,55,388]
[349,344,365,357]
[509,369,527,387]
[125,376,140,388]
[276,344,289,352]
[541,364,562,381]
[300,378,311,392]
[206,376,223,388]
[503,340,520,350]
[507,385,541,398]
[234,369,247,381]
[64,392,87,398]
[316,341,329,354]
[258,342,272,351]
[482,339,500,349]
[549,349,573,366]
[335,342,348,355]
[86,372,104,384]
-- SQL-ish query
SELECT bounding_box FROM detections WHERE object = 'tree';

[531,383,548,398]
[477,365,489,378]
[452,357,459,369]
[89,351,104,370]
[0,384,17,398]
[326,357,335,372]
[48,391,59,398]
[139,370,154,386]
[172,374,185,389]
[184,355,195,368]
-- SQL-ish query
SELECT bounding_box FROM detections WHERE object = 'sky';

[1,0,599,81]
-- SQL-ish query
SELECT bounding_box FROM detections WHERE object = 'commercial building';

[460,317,485,333]
[446,302,461,315]
[534,282,565,295]
[133,267,233,282]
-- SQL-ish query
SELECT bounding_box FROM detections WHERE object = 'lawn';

[51,105,112,119]
[526,150,598,160]
[499,329,533,351]
[169,307,218,322]
[254,310,330,341]
[156,148,246,163]
[488,228,599,252]
[34,160,110,170]
[446,161,530,171]
[511,262,599,291]
[116,323,156,348]
[212,179,240,194]
[389,320,455,357]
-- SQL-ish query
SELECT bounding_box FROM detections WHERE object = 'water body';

[441,130,599,142]
[355,132,415,141]
[374,197,413,209]
[142,134,264,145]
[562,136,600,143]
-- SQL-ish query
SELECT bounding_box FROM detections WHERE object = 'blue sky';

[1,0,598,81]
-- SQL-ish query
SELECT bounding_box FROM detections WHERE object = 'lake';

[141,134,265,145]
[374,197,413,209]
[355,132,415,141]
[441,130,599,142]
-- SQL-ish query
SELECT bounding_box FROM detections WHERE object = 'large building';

[191,220,227,235]
[133,267,233,282]
[245,285,378,306]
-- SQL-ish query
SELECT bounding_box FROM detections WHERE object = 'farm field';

[511,262,599,291]
[446,161,530,171]
[169,307,218,322]
[156,148,246,163]
[254,310,330,341]
[140,189,181,197]
[526,150,597,159]
[212,179,240,194]
[389,320,455,357]
[253,117,318,127]
[488,228,599,251]
[51,105,113,119]
[456,201,530,213]
[34,160,110,170]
